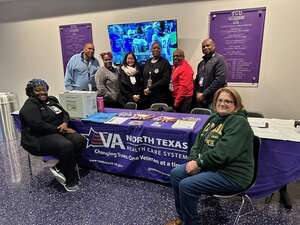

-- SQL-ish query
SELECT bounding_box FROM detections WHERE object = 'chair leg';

[264,193,274,204]
[27,154,33,193]
[233,195,255,225]
[245,195,255,212]
[76,164,80,180]
[233,195,245,225]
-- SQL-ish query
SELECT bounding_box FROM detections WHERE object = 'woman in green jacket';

[165,87,254,225]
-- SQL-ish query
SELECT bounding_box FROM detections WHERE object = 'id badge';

[199,77,204,87]
[130,76,136,85]
[147,78,152,88]
[49,106,62,114]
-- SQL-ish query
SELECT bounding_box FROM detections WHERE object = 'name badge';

[147,78,152,88]
[49,106,62,114]
[199,77,204,87]
[130,76,136,85]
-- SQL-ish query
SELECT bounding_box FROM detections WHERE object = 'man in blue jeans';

[165,87,254,225]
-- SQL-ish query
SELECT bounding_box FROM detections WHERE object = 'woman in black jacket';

[143,42,172,108]
[19,79,86,192]
[118,52,144,108]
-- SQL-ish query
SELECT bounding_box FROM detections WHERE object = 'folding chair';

[150,103,170,111]
[190,107,212,115]
[124,102,137,110]
[211,136,261,225]
[27,153,80,193]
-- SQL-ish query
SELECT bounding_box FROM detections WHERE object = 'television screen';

[107,19,178,65]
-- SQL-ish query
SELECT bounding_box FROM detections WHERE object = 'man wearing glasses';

[193,38,227,109]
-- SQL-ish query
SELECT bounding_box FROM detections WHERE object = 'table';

[69,108,209,183]
[12,109,300,198]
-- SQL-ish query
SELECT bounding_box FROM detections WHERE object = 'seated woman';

[19,79,87,192]
[165,87,254,225]
[95,51,121,108]
[118,52,144,109]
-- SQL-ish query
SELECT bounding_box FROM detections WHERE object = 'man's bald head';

[173,48,185,66]
[202,38,216,56]
[83,42,95,60]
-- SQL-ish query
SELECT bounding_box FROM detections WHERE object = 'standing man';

[194,38,227,108]
[171,49,194,113]
[64,43,100,91]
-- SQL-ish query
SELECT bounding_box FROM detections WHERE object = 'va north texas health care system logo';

[82,127,125,150]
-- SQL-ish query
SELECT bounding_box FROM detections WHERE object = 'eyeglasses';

[217,99,234,105]
[34,86,47,92]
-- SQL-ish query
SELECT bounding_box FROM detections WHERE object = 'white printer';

[59,91,97,118]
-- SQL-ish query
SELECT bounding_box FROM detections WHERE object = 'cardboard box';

[59,91,97,118]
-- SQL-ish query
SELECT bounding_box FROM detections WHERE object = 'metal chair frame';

[190,107,212,115]
[27,153,80,193]
[150,103,169,111]
[124,102,138,110]
[211,136,261,225]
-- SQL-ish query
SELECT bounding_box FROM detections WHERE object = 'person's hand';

[64,127,76,134]
[144,88,151,96]
[185,160,200,175]
[196,92,205,103]
[133,95,140,102]
[57,122,68,134]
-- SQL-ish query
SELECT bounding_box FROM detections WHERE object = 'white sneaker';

[50,166,66,185]
[63,183,80,192]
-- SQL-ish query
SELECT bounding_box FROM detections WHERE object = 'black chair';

[247,111,264,118]
[211,135,261,225]
[150,103,170,112]
[190,107,212,115]
[124,102,137,110]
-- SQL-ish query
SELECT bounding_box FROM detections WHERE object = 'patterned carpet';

[0,138,299,225]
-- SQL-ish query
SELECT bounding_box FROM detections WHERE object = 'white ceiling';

[0,0,202,23]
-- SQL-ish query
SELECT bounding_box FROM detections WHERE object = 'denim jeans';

[170,164,243,225]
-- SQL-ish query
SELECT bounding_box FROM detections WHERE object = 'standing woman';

[118,52,144,108]
[19,79,87,192]
[95,52,120,108]
[143,42,172,108]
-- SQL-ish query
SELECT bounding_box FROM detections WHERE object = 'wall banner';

[59,23,93,74]
[210,8,266,86]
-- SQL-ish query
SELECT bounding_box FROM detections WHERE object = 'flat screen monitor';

[107,19,178,65]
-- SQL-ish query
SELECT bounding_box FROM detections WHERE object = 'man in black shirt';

[194,38,227,108]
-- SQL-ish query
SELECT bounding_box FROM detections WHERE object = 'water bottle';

[97,96,104,112]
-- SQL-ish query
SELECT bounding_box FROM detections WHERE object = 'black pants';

[38,132,86,184]
[174,96,193,113]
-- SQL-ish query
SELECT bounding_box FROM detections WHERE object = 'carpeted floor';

[0,138,299,225]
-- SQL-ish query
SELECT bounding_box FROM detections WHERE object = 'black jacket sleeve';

[202,55,227,98]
